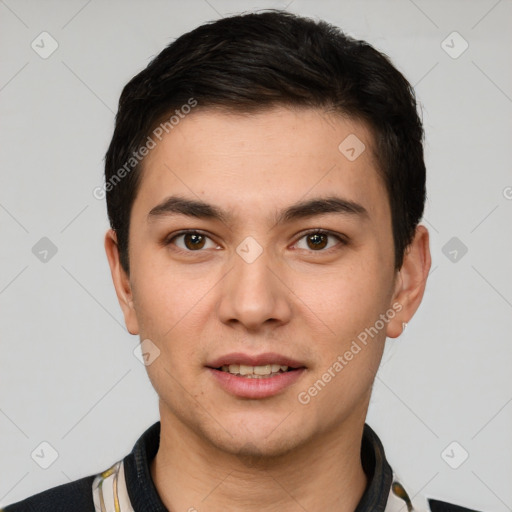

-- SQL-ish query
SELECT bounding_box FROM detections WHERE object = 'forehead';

[134,106,388,225]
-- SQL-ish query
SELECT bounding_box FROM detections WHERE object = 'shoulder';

[428,498,483,512]
[389,476,483,512]
[1,474,96,512]
[1,423,160,512]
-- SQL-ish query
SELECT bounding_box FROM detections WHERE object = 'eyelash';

[164,229,347,255]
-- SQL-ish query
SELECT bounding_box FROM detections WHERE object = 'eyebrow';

[147,195,369,226]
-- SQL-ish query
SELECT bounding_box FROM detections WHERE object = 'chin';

[210,420,310,461]
[228,435,302,465]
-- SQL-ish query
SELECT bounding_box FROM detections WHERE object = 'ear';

[386,225,431,338]
[104,229,140,335]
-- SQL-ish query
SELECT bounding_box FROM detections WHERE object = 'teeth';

[239,364,252,376]
[254,364,271,375]
[219,364,290,376]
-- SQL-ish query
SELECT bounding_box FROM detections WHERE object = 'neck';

[150,406,369,512]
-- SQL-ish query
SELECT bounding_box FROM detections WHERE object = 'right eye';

[166,230,220,252]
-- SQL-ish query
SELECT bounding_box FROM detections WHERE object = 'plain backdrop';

[0,0,511,510]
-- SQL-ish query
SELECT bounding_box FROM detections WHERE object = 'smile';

[218,364,291,377]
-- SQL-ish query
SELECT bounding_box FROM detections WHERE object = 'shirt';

[1,422,481,512]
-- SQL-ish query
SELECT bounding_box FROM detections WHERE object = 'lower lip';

[207,368,306,399]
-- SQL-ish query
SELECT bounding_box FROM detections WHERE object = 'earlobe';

[386,225,431,339]
[104,229,140,335]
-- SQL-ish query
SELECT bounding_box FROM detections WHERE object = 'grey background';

[0,0,511,510]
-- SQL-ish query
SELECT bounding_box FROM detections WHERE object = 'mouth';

[206,352,306,379]
[213,363,301,379]
[205,352,307,398]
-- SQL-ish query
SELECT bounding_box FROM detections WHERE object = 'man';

[3,10,480,512]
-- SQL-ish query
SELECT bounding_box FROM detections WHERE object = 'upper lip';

[206,352,306,369]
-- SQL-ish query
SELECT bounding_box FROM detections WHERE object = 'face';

[107,106,421,458]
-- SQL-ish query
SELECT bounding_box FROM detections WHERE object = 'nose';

[217,246,292,332]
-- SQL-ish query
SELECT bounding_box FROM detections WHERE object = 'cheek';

[298,263,390,411]
[129,259,216,378]
[131,272,200,399]
[130,253,206,336]
[297,257,393,342]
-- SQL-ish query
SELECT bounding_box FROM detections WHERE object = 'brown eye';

[295,230,343,252]
[183,233,206,250]
[306,233,328,250]
[168,231,218,252]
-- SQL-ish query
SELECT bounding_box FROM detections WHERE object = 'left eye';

[294,231,343,251]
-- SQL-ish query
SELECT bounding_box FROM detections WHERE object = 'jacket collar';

[117,421,409,511]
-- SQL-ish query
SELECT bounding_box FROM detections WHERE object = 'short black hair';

[104,10,425,273]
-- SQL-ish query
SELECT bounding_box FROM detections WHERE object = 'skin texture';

[105,106,431,512]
